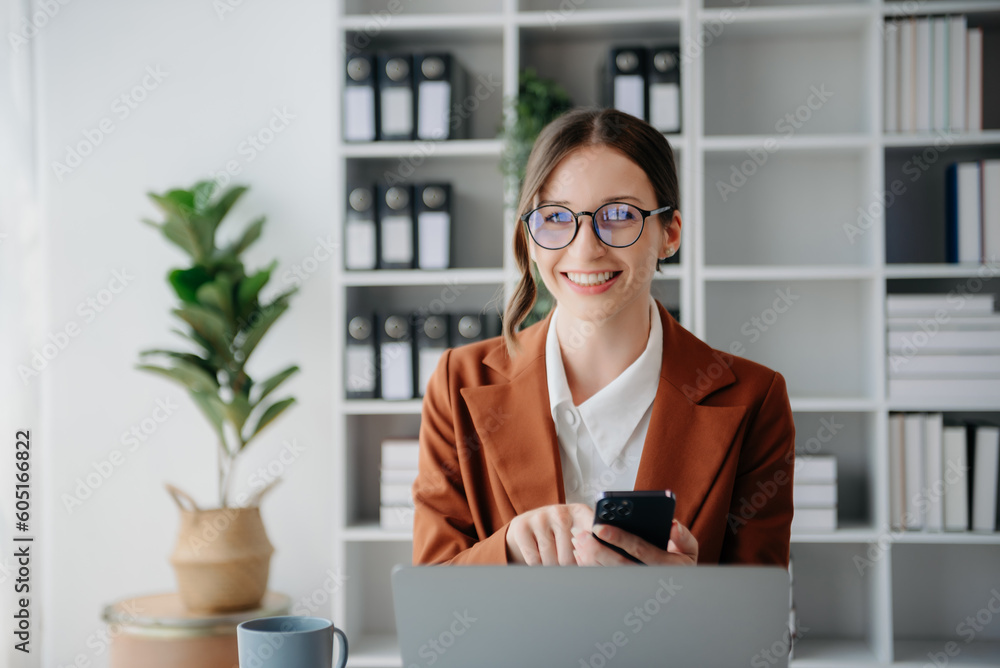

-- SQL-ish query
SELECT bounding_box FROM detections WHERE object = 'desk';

[101,591,290,668]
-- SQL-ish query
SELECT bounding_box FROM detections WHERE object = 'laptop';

[392,565,792,668]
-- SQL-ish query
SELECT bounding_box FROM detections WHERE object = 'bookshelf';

[331,0,1000,666]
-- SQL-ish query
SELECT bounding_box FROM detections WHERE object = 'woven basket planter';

[166,484,275,613]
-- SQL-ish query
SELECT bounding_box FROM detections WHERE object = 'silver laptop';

[392,565,791,668]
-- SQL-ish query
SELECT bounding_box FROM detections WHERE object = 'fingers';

[509,505,582,566]
[668,519,699,563]
[572,528,635,566]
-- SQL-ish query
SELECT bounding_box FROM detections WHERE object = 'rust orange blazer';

[412,300,795,567]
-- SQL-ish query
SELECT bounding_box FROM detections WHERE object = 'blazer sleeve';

[411,349,511,565]
[718,370,795,567]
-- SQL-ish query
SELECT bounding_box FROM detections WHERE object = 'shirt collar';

[545,295,663,466]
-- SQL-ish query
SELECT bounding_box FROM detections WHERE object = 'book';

[380,482,415,506]
[900,18,917,133]
[888,315,1000,331]
[380,468,420,485]
[949,16,967,133]
[904,413,925,529]
[983,160,1000,265]
[971,426,999,531]
[943,426,970,531]
[924,413,944,531]
[890,413,906,530]
[887,354,1000,378]
[915,18,932,133]
[886,293,995,316]
[791,507,837,532]
[945,161,983,264]
[382,438,421,470]
[885,20,899,133]
[967,27,983,132]
[932,17,949,130]
[887,330,1000,353]
[793,482,837,507]
[890,378,1000,403]
[380,505,415,531]
[795,455,837,483]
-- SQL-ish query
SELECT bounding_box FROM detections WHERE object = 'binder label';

[418,80,451,140]
[417,211,450,269]
[381,215,413,264]
[649,83,680,132]
[344,87,375,141]
[613,75,644,119]
[381,87,413,136]
[381,341,413,400]
[346,346,375,392]
[345,219,377,270]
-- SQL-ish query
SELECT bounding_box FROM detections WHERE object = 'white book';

[381,438,421,470]
[949,16,967,132]
[380,505,415,531]
[795,455,837,483]
[885,20,900,133]
[890,413,906,530]
[932,18,949,130]
[971,426,999,531]
[983,160,1000,265]
[793,482,837,507]
[887,330,1000,353]
[924,413,945,531]
[943,426,970,531]
[904,413,925,529]
[901,18,917,133]
[967,28,983,132]
[890,378,1000,404]
[886,293,995,316]
[887,354,1000,378]
[888,315,1000,331]
[380,468,420,485]
[380,482,415,506]
[958,161,983,264]
[915,18,933,133]
[791,507,837,533]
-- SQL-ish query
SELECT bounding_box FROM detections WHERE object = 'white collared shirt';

[545,295,663,507]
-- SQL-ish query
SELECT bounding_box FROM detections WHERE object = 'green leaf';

[237,288,296,360]
[157,217,202,260]
[227,216,265,256]
[169,266,212,303]
[136,362,218,393]
[236,261,277,320]
[211,185,248,223]
[196,275,234,322]
[192,181,217,213]
[253,365,299,405]
[248,397,296,442]
[138,349,218,380]
[173,304,233,361]
[189,390,228,451]
[225,392,253,436]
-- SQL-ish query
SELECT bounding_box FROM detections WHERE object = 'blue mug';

[237,616,348,668]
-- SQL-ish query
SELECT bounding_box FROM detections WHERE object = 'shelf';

[343,524,414,542]
[516,7,684,28]
[341,139,502,158]
[881,130,1000,148]
[698,6,873,35]
[341,268,507,286]
[791,525,879,543]
[888,399,1000,412]
[892,640,1000,667]
[789,397,879,412]
[882,0,1000,18]
[701,134,872,152]
[702,265,877,281]
[891,531,1000,545]
[883,263,1000,279]
[789,638,880,667]
[349,632,402,668]
[343,399,423,415]
[341,13,503,33]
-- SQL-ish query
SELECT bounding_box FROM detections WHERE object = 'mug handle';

[331,626,349,668]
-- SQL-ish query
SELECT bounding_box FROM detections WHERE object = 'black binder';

[603,46,647,121]
[377,184,416,270]
[414,53,468,141]
[414,183,452,270]
[345,313,378,399]
[451,312,495,347]
[344,185,377,271]
[415,313,450,397]
[378,53,415,141]
[378,313,415,400]
[343,53,378,142]
[648,47,681,134]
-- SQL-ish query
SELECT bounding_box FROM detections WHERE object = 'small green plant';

[138,181,299,508]
[499,68,573,327]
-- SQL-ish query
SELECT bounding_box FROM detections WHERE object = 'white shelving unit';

[331,1,1000,666]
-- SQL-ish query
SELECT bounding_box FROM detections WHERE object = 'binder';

[648,47,680,133]
[415,53,468,141]
[415,183,452,270]
[377,184,416,269]
[345,314,378,399]
[415,313,450,397]
[343,54,378,142]
[451,313,485,347]
[378,313,415,400]
[344,185,377,271]
[603,46,647,121]
[378,53,415,141]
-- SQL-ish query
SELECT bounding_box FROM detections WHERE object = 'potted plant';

[499,68,573,327]
[138,180,299,612]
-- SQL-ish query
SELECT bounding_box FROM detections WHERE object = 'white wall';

[34,1,335,664]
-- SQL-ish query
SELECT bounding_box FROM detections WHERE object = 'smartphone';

[592,490,676,564]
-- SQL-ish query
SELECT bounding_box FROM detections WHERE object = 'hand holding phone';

[592,490,676,564]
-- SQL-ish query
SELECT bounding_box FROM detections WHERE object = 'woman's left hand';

[571,519,698,566]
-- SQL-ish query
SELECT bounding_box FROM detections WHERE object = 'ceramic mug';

[237,616,348,668]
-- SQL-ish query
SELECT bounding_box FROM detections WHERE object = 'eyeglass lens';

[526,203,645,249]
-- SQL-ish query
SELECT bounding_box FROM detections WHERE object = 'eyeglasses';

[520,202,672,250]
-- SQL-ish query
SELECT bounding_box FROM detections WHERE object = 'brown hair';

[502,107,680,355]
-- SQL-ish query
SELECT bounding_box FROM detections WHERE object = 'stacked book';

[887,293,1000,403]
[889,413,1000,532]
[379,438,420,531]
[883,15,984,133]
[787,553,798,662]
[946,159,1000,264]
[792,455,838,532]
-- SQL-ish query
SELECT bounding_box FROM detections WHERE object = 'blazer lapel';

[634,302,747,528]
[460,312,565,514]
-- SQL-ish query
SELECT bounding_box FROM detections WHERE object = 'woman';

[412,108,794,567]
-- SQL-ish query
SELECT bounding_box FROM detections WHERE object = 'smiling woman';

[412,108,795,569]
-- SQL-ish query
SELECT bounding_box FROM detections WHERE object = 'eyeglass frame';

[519,201,673,250]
